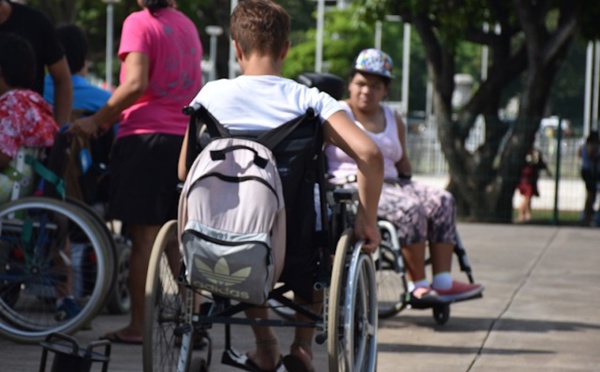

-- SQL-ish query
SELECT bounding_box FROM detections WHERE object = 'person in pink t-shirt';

[70,0,202,345]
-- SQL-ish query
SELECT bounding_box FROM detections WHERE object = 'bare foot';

[283,343,314,372]
[247,338,282,371]
[99,328,143,344]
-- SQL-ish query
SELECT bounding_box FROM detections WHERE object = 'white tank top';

[325,101,402,180]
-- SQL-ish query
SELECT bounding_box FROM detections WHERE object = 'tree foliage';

[356,0,599,222]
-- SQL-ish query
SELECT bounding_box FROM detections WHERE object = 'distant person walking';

[579,130,600,226]
[517,148,551,222]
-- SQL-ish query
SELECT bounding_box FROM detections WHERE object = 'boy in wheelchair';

[177,1,383,370]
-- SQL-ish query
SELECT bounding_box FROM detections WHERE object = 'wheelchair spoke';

[0,197,113,343]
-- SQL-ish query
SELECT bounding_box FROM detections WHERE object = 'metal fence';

[405,116,592,220]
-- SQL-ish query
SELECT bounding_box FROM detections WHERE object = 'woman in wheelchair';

[177,1,383,371]
[325,48,484,305]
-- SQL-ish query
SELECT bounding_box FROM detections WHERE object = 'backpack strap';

[257,108,318,150]
[183,105,231,171]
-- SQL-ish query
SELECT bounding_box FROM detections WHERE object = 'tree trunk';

[403,1,581,222]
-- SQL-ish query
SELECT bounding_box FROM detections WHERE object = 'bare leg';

[245,306,282,370]
[518,196,527,221]
[401,241,427,281]
[103,223,161,341]
[429,242,454,275]
[524,196,532,221]
[284,290,322,371]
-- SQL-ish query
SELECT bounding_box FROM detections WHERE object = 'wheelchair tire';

[328,228,351,371]
[143,220,192,372]
[105,238,132,314]
[375,242,405,318]
[0,196,114,343]
[328,228,378,372]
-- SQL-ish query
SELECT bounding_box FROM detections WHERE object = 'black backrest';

[296,72,346,100]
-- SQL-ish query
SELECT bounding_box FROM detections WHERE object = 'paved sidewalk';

[1,223,599,371]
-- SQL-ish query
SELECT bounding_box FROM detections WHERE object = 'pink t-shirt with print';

[117,7,202,139]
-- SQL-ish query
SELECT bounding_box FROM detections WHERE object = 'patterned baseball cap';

[353,48,394,79]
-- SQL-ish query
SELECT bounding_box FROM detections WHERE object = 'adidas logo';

[194,257,252,287]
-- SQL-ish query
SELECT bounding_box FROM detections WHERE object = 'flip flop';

[221,348,284,372]
[282,354,315,372]
[99,331,143,345]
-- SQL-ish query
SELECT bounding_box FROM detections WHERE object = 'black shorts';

[108,133,183,225]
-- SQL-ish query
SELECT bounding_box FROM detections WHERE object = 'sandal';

[222,348,284,372]
[408,287,442,309]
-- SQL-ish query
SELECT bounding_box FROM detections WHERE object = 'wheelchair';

[0,195,117,343]
[0,129,129,343]
[293,71,483,326]
[142,106,378,372]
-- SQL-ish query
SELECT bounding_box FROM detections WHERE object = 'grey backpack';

[179,106,314,305]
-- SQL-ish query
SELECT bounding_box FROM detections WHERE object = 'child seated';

[178,1,383,371]
[0,32,58,204]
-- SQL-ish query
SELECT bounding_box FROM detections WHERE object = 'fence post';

[553,117,562,225]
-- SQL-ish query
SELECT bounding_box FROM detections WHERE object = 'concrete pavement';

[1,223,599,371]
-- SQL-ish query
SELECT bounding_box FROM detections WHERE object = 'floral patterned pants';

[377,179,457,247]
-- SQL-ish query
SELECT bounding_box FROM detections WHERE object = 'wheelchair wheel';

[0,196,114,343]
[328,228,378,372]
[375,220,405,318]
[433,303,450,325]
[105,237,132,314]
[375,241,405,318]
[143,220,192,372]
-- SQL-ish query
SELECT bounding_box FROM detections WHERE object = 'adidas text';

[192,281,251,301]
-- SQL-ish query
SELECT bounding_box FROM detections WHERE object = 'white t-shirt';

[188,75,342,129]
[189,74,343,230]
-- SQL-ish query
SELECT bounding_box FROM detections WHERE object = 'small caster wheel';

[433,304,450,325]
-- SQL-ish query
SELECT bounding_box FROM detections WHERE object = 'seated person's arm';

[324,111,383,252]
[394,113,413,179]
[178,126,190,181]
[47,57,73,127]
